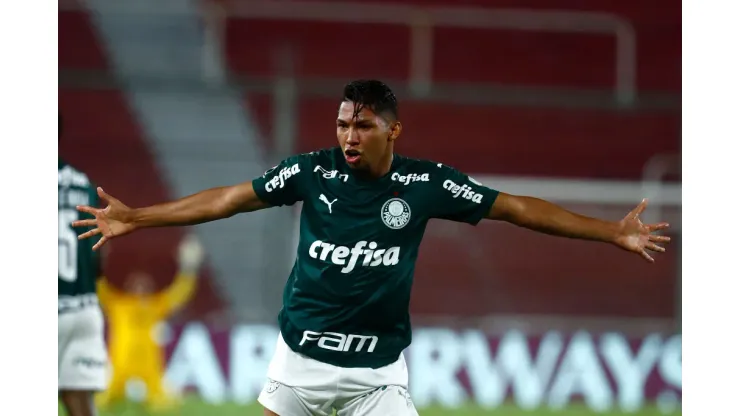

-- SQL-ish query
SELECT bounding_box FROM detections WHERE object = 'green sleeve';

[428,164,499,225]
[252,154,311,207]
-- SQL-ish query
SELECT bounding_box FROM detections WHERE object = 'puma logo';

[319,194,337,214]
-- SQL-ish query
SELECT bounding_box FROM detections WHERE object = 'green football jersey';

[58,159,101,301]
[252,147,499,368]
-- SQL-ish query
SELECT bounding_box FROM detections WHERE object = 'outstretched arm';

[73,181,269,250]
[73,154,311,251]
[487,193,619,242]
[129,181,268,227]
[486,193,671,262]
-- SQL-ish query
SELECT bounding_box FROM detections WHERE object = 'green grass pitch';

[58,396,681,416]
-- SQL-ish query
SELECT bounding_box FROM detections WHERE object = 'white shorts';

[58,301,108,391]
[258,333,419,416]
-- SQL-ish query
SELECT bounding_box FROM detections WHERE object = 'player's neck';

[358,152,394,180]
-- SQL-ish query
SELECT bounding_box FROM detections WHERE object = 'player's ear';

[388,121,402,142]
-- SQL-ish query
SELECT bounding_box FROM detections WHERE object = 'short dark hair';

[342,79,398,120]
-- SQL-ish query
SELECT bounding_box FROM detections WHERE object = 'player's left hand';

[613,199,671,263]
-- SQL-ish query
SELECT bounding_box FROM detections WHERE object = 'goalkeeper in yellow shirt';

[96,235,205,410]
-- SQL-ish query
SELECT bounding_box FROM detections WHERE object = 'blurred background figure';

[95,235,205,411]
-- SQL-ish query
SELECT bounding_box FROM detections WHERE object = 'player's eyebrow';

[337,118,374,125]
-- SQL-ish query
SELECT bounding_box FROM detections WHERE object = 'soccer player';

[96,235,204,411]
[59,114,108,416]
[72,80,671,416]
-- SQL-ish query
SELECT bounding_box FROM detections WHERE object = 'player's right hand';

[72,187,136,251]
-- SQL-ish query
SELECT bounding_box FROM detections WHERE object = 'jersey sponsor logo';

[381,198,412,229]
[308,240,400,273]
[299,330,379,353]
[391,172,429,186]
[265,163,300,192]
[443,179,484,204]
[314,165,349,182]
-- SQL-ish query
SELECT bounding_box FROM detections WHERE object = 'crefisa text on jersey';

[443,179,483,203]
[308,240,401,273]
[391,172,429,186]
[265,163,301,192]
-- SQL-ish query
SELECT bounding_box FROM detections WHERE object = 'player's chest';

[303,176,430,240]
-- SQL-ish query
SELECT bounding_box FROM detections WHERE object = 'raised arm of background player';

[96,235,204,313]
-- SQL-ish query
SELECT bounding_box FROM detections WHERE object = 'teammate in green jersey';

[73,80,671,416]
[59,114,108,416]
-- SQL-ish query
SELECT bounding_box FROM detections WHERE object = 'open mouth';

[344,149,361,164]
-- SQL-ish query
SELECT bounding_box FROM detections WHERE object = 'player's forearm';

[130,187,240,228]
[497,196,619,243]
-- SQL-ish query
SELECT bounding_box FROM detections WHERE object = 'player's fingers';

[71,219,97,228]
[97,187,117,204]
[629,198,648,218]
[647,222,670,231]
[92,236,108,251]
[649,234,671,243]
[76,205,98,215]
[640,249,655,263]
[645,242,665,253]
[78,228,101,240]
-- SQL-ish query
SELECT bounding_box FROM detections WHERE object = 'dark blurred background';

[58,0,681,414]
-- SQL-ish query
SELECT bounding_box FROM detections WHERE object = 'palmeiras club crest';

[381,198,411,229]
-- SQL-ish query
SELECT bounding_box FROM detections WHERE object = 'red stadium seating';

[59,10,108,70]
[59,10,225,321]
[236,0,681,179]
[224,0,680,92]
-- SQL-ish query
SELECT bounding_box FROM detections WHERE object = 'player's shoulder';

[277,148,337,167]
[260,148,342,184]
[58,159,93,188]
[395,154,448,170]
[304,147,341,166]
[274,147,344,176]
[394,155,461,181]
[394,156,489,195]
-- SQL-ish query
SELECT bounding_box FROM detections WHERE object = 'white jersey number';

[58,209,78,282]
